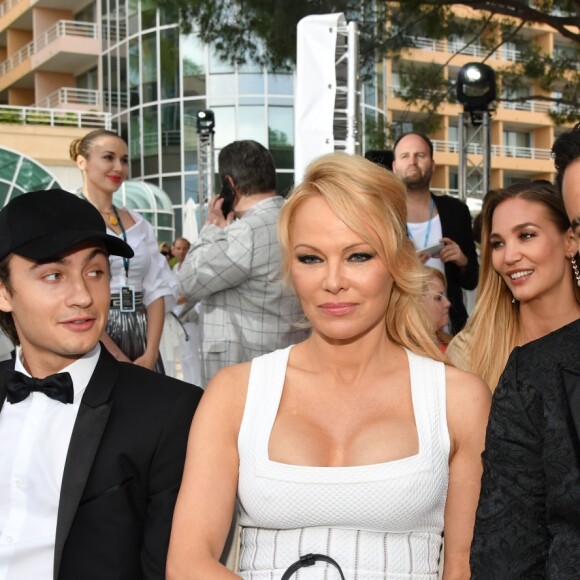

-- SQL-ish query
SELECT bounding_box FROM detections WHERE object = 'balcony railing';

[35,87,100,109]
[35,20,97,51]
[502,98,552,113]
[431,139,552,160]
[491,144,552,160]
[0,0,22,19]
[0,20,97,76]
[410,35,526,63]
[0,105,111,129]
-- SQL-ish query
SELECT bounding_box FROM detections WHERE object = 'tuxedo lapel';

[53,347,118,580]
[562,366,580,450]
[0,359,15,412]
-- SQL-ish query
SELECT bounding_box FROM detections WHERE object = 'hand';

[439,237,468,268]
[133,350,157,370]
[417,251,431,264]
[205,195,234,228]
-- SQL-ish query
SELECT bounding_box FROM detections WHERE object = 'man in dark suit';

[392,132,479,333]
[0,190,202,579]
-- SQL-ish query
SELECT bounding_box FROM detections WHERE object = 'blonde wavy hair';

[278,152,444,362]
[455,181,580,389]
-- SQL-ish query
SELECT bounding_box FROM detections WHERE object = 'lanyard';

[407,196,435,250]
[112,206,130,280]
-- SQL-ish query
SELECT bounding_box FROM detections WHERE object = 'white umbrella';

[182,198,199,243]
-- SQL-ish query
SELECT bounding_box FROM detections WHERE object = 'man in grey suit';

[179,140,306,386]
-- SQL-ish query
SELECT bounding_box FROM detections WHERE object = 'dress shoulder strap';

[238,346,292,452]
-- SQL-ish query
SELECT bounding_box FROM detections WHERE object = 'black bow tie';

[4,369,74,404]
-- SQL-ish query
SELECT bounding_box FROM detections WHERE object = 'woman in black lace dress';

[470,124,580,579]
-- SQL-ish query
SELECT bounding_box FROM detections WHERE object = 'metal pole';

[458,112,467,201]
[482,111,491,195]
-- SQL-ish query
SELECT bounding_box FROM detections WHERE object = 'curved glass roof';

[0,146,61,207]
[113,180,175,242]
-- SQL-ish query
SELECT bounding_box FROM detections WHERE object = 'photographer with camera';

[179,140,306,386]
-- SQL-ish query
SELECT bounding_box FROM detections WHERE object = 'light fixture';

[456,62,496,113]
[196,109,215,135]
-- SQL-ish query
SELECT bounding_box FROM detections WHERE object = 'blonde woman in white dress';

[167,152,490,579]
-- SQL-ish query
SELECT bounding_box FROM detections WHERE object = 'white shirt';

[0,345,100,580]
[407,214,445,273]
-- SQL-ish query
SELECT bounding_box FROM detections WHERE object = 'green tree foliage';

[158,0,580,126]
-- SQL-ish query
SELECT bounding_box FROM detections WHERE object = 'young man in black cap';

[0,190,202,580]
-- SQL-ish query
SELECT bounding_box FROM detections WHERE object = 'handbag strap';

[280,553,346,580]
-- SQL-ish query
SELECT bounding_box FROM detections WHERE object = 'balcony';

[431,139,552,160]
[409,35,526,63]
[0,0,22,19]
[0,104,110,128]
[35,87,100,110]
[0,20,99,89]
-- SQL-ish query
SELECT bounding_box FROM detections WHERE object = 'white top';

[0,345,100,580]
[237,347,450,579]
[407,215,444,273]
[107,208,179,311]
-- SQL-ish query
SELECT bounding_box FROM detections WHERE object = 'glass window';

[238,96,264,106]
[102,55,110,108]
[213,107,236,149]
[118,43,128,110]
[160,28,180,100]
[141,0,157,30]
[269,106,293,169]
[77,66,98,91]
[161,175,183,207]
[238,106,266,144]
[143,105,159,175]
[129,38,140,107]
[276,173,294,198]
[182,34,206,97]
[183,100,206,171]
[128,0,139,36]
[14,158,53,190]
[238,74,264,94]
[208,74,236,106]
[75,2,96,23]
[161,102,182,173]
[129,113,142,177]
[503,130,532,149]
[142,32,158,103]
[184,173,199,204]
[267,74,293,95]
[159,2,179,25]
[109,47,119,112]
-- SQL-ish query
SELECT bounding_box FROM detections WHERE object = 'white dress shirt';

[0,344,100,580]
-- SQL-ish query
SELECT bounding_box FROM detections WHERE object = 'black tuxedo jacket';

[431,193,479,334]
[0,345,203,580]
[471,318,580,578]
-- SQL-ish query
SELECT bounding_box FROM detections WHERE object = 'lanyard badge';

[120,285,136,312]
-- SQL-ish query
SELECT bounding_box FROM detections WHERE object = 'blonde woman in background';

[423,267,452,351]
[447,181,580,391]
[167,152,489,580]
[70,128,179,373]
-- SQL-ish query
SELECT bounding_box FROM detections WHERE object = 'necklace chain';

[96,205,118,226]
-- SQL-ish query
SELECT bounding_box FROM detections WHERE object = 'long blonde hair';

[459,181,580,389]
[278,152,444,362]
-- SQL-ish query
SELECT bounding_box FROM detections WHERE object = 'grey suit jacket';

[179,196,307,385]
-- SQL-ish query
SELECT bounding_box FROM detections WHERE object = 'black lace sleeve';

[470,347,548,579]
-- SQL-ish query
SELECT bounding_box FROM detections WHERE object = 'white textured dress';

[237,347,450,580]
